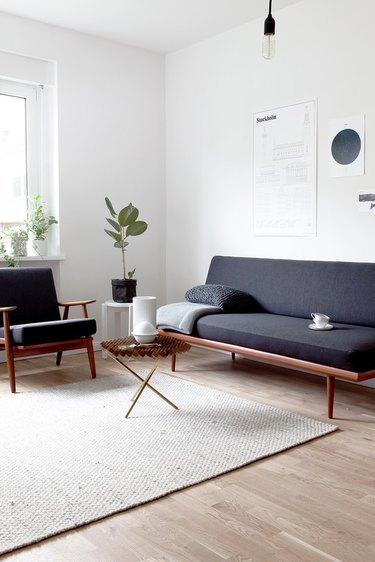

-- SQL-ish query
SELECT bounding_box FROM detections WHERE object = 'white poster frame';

[252,99,317,237]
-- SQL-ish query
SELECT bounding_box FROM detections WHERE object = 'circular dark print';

[331,128,361,165]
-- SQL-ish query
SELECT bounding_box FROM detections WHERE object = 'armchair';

[0,267,97,392]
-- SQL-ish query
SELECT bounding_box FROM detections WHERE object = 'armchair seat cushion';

[1,318,97,346]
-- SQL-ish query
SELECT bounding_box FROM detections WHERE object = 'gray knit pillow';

[185,284,254,312]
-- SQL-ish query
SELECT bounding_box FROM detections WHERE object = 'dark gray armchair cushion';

[1,318,97,346]
[185,284,257,312]
[0,267,60,326]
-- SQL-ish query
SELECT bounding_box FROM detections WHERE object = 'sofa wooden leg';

[56,351,63,366]
[171,353,176,372]
[231,353,236,361]
[327,376,335,419]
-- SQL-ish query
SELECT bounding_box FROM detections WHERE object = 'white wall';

[0,11,166,339]
[166,0,375,302]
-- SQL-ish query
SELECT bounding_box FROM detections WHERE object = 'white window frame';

[0,79,42,225]
[0,69,60,257]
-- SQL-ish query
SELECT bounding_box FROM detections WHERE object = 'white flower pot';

[30,239,48,256]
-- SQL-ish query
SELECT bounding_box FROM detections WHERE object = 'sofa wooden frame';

[159,330,375,419]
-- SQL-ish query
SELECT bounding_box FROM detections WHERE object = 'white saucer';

[308,323,333,331]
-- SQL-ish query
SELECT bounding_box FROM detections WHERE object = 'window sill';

[0,255,65,263]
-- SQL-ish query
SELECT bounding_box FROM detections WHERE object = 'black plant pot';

[111,279,137,303]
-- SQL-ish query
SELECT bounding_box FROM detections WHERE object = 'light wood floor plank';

[0,346,374,561]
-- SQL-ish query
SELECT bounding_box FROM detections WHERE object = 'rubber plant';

[104,197,148,302]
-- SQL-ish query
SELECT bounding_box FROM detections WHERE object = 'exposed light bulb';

[262,34,275,60]
[262,0,276,60]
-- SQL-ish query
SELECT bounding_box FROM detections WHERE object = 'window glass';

[0,93,27,226]
[0,80,41,233]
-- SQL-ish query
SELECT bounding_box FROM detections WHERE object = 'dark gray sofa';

[160,256,375,418]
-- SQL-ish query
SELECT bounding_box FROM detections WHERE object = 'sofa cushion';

[195,313,375,372]
[205,256,375,328]
[0,318,97,346]
[185,284,256,312]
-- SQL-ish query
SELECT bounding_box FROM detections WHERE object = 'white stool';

[101,300,133,358]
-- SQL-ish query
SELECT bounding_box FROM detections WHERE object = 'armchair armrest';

[58,299,96,319]
[0,306,17,313]
[0,306,17,344]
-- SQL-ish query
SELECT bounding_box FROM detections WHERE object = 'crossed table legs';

[101,335,191,418]
[111,354,178,418]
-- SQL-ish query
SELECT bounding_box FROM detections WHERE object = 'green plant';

[26,194,58,241]
[0,229,15,267]
[0,225,28,265]
[10,227,28,255]
[104,197,148,280]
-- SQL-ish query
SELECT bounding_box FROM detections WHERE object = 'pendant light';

[262,0,275,59]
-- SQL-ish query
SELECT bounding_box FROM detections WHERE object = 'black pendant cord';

[264,0,275,36]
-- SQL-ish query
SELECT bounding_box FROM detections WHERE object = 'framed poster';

[328,115,364,177]
[253,100,317,236]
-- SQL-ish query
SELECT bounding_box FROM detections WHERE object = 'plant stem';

[121,227,126,279]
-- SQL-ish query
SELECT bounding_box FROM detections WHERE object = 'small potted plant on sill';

[104,197,148,303]
[0,230,16,267]
[25,194,58,255]
[10,226,29,257]
[0,225,27,265]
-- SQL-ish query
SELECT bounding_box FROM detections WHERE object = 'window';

[0,80,41,231]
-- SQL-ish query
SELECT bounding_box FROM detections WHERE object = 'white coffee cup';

[311,312,330,328]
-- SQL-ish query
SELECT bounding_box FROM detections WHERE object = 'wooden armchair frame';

[0,299,96,393]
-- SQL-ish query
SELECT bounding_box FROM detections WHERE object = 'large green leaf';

[104,229,122,244]
[105,197,117,219]
[106,218,121,232]
[118,204,139,227]
[126,221,148,237]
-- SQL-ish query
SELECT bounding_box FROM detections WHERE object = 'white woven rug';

[0,372,337,555]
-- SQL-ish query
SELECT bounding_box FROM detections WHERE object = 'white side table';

[101,300,133,359]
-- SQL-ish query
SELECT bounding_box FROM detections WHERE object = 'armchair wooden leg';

[171,353,176,372]
[5,344,16,393]
[56,351,63,366]
[87,339,96,379]
[327,376,335,419]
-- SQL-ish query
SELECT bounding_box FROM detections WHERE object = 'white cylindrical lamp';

[132,296,157,332]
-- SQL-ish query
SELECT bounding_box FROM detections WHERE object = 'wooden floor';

[1,347,374,562]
